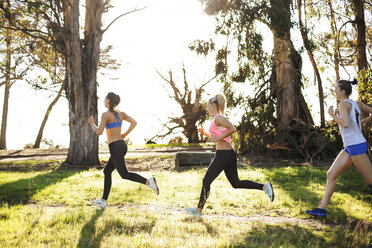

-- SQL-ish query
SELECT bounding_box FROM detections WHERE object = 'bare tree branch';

[102,3,153,34]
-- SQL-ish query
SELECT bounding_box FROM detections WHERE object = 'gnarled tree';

[156,66,214,143]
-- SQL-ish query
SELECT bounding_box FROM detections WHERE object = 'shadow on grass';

[228,222,371,248]
[77,209,157,248]
[263,165,371,223]
[182,216,219,236]
[0,165,80,206]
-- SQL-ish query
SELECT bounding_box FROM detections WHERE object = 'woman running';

[184,94,274,217]
[306,79,372,217]
[88,92,159,208]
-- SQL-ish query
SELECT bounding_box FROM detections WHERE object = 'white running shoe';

[148,177,159,195]
[264,182,274,202]
[92,198,107,208]
[184,207,202,217]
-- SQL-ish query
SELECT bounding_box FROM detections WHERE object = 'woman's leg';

[224,150,264,190]
[318,150,353,209]
[197,152,225,211]
[110,141,147,185]
[350,153,372,185]
[102,157,115,200]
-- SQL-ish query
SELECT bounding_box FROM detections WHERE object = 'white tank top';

[338,99,366,147]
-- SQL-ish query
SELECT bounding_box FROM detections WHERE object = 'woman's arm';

[210,116,236,142]
[328,102,350,128]
[120,112,137,139]
[198,127,211,138]
[88,113,107,135]
[358,101,372,115]
[361,115,372,125]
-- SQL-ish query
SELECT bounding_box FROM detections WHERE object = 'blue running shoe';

[184,207,202,217]
[305,208,327,216]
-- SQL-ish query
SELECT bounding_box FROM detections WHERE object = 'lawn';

[0,158,371,247]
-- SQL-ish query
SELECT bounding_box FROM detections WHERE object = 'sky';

[0,0,359,149]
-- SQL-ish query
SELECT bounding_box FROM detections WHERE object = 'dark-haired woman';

[88,92,159,208]
[184,94,274,217]
[306,79,372,217]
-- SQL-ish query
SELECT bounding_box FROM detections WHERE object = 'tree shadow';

[0,165,80,206]
[182,216,219,236]
[77,208,157,248]
[228,222,370,248]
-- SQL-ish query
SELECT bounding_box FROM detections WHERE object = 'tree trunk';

[0,29,11,150]
[271,0,314,132]
[33,80,66,148]
[63,0,103,166]
[327,0,340,82]
[297,0,325,127]
[354,0,368,73]
[353,0,371,144]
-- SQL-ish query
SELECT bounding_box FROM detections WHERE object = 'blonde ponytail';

[209,94,226,114]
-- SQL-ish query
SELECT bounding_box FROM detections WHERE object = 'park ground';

[0,145,371,247]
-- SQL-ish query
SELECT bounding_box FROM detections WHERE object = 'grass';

[0,160,371,247]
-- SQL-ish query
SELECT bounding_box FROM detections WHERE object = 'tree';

[156,66,214,143]
[191,0,314,154]
[0,2,34,150]
[297,0,325,127]
[1,1,146,166]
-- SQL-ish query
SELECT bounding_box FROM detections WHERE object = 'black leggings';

[102,140,147,200]
[197,149,263,209]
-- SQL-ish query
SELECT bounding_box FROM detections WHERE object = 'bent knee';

[230,181,239,189]
[326,170,338,180]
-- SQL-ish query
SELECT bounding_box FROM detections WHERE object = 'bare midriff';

[106,127,122,144]
[216,140,233,150]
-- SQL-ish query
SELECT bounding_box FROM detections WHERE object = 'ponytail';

[209,94,226,114]
[337,79,357,97]
[106,92,120,112]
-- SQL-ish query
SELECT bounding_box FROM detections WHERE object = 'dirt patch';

[99,156,177,171]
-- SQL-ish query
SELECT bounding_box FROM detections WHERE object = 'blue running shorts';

[344,142,368,156]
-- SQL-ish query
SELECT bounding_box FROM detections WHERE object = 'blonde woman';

[88,92,159,208]
[185,94,274,216]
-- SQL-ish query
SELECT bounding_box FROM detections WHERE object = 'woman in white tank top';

[306,79,372,217]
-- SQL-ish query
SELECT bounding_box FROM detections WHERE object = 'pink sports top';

[209,114,231,143]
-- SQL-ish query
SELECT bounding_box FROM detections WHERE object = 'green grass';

[0,161,371,247]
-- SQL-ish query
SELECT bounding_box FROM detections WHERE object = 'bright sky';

[0,0,359,149]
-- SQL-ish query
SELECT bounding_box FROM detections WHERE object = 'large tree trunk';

[0,29,11,150]
[33,80,66,148]
[63,0,103,166]
[297,0,325,127]
[272,0,314,132]
[353,0,371,143]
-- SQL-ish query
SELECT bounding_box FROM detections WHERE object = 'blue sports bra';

[106,112,122,129]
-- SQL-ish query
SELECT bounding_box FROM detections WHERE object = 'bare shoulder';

[215,114,228,124]
[101,111,110,118]
[118,111,127,119]
[339,101,351,110]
